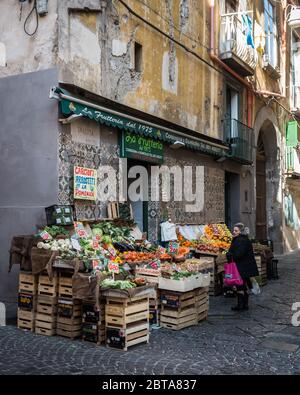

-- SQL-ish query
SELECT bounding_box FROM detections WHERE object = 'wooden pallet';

[19,272,38,295]
[38,275,58,297]
[106,321,149,351]
[17,309,35,331]
[37,295,57,315]
[58,275,73,299]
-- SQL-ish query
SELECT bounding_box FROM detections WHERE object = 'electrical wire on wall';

[23,0,39,37]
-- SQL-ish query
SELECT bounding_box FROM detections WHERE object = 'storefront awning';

[50,86,229,157]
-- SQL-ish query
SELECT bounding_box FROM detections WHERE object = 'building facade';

[1,0,300,310]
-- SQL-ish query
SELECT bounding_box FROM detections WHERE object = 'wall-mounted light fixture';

[170,141,185,149]
[59,114,83,124]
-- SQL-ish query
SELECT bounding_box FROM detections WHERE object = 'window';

[134,42,143,72]
[264,0,278,68]
[291,33,300,109]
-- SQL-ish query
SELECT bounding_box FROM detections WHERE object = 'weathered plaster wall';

[0,69,59,319]
[0,0,58,78]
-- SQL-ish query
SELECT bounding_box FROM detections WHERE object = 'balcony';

[219,14,258,77]
[291,85,300,117]
[286,146,300,177]
[224,118,254,164]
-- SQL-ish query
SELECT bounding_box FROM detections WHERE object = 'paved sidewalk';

[1,251,300,375]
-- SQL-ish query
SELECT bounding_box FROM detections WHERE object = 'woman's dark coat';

[226,235,259,278]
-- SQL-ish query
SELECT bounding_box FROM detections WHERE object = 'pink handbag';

[223,261,243,286]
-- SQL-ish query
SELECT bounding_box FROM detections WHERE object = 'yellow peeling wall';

[113,0,224,141]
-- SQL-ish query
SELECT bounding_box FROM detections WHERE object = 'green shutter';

[286,121,298,147]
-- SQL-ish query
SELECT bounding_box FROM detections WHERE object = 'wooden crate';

[160,314,197,331]
[105,296,149,328]
[57,298,81,318]
[82,322,106,345]
[107,202,133,220]
[36,295,57,315]
[18,293,37,311]
[35,312,57,336]
[255,255,267,286]
[160,290,195,310]
[149,309,160,326]
[58,275,73,299]
[57,316,82,339]
[38,275,58,297]
[19,272,38,295]
[82,301,105,344]
[17,309,35,331]
[105,295,149,350]
[106,321,149,351]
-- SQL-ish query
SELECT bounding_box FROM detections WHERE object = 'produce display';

[196,224,232,254]
[33,221,229,291]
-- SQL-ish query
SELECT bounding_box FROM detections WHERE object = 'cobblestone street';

[1,251,300,375]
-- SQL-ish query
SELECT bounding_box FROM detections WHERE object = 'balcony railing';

[220,14,258,76]
[286,146,300,175]
[224,118,254,164]
[291,84,300,113]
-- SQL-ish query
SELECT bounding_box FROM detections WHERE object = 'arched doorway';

[256,134,267,239]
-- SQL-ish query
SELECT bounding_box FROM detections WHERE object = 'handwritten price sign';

[108,262,120,274]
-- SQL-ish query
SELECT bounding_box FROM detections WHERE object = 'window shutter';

[286,121,298,147]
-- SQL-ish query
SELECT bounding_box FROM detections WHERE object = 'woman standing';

[226,223,259,311]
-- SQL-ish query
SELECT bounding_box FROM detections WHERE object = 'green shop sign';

[59,98,226,157]
[120,131,164,163]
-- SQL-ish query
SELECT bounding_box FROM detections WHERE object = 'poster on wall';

[74,166,97,201]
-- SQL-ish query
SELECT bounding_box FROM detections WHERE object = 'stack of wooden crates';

[17,272,38,332]
[82,299,106,345]
[56,273,82,339]
[255,255,268,287]
[35,273,58,336]
[105,294,150,351]
[159,287,209,331]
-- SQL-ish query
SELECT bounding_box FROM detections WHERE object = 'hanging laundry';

[242,14,255,48]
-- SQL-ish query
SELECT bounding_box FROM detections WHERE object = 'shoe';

[231,294,244,311]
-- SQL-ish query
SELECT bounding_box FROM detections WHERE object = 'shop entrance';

[127,159,149,234]
[256,135,267,239]
[225,172,240,231]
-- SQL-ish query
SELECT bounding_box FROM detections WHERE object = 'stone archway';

[253,107,283,253]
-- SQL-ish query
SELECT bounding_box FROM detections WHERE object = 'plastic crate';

[45,205,74,226]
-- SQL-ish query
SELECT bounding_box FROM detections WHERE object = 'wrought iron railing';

[224,118,254,163]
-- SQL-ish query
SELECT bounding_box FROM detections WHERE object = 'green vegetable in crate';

[92,228,103,238]
[100,279,136,289]
[44,226,69,238]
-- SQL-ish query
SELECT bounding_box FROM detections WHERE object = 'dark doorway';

[225,172,240,231]
[127,159,149,234]
[256,134,267,239]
